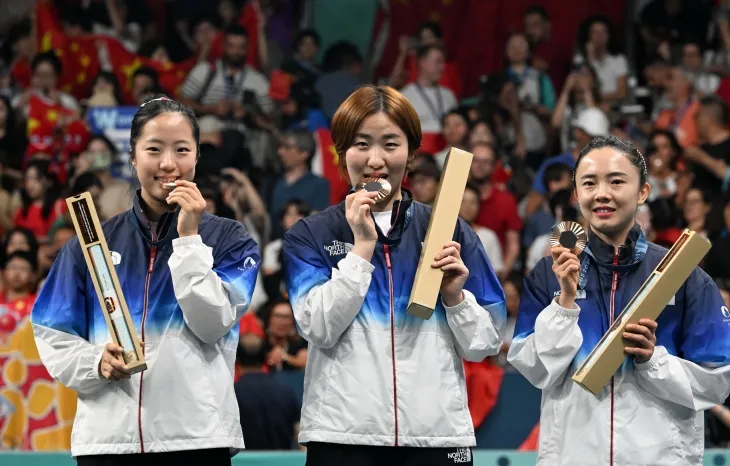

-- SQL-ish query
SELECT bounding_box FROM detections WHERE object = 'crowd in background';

[2,0,730,452]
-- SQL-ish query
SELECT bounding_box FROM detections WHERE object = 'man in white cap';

[524,107,610,218]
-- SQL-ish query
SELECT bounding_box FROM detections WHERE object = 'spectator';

[470,143,521,274]
[12,160,65,242]
[654,66,700,148]
[0,94,23,173]
[575,16,628,105]
[0,250,37,321]
[681,39,720,95]
[504,32,555,118]
[268,130,330,238]
[400,45,457,133]
[13,51,79,117]
[182,25,273,118]
[521,163,573,249]
[390,21,462,99]
[434,107,470,169]
[1,227,38,260]
[76,135,132,221]
[458,181,504,275]
[683,187,711,236]
[551,63,602,153]
[281,29,322,111]
[525,188,581,273]
[525,107,609,217]
[262,198,311,300]
[645,129,681,202]
[262,299,308,372]
[234,334,301,450]
[523,5,571,90]
[684,95,730,200]
[409,154,440,206]
[315,41,363,121]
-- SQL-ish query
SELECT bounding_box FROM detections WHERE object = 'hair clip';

[140,96,171,107]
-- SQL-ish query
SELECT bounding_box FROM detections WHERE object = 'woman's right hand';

[345,189,379,246]
[98,343,131,381]
[551,246,580,308]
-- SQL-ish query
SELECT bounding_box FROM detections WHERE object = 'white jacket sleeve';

[508,298,583,389]
[169,223,260,344]
[443,290,505,362]
[31,239,110,395]
[288,251,374,349]
[635,346,730,410]
[507,258,584,390]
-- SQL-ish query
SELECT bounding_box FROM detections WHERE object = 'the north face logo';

[447,447,471,463]
[324,240,353,256]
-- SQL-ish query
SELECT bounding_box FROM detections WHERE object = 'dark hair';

[524,5,549,20]
[2,227,39,258]
[321,41,362,72]
[21,160,60,220]
[577,15,619,57]
[32,51,62,76]
[464,180,482,198]
[280,198,312,222]
[549,189,578,222]
[71,171,103,196]
[647,129,682,171]
[128,95,200,161]
[543,163,572,192]
[293,28,320,50]
[88,134,118,156]
[441,106,470,127]
[235,338,267,368]
[417,22,442,39]
[699,94,729,126]
[137,40,166,59]
[133,66,159,84]
[573,135,648,187]
[2,249,38,273]
[91,71,124,106]
[224,24,249,39]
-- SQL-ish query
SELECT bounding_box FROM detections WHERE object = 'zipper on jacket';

[383,243,399,446]
[137,223,158,454]
[609,248,619,466]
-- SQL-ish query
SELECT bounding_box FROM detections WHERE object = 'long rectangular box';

[407,148,473,320]
[572,229,710,395]
[66,192,147,374]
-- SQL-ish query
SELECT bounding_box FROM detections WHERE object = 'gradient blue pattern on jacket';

[514,228,730,372]
[32,197,259,348]
[284,198,506,331]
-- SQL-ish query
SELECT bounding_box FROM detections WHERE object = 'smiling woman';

[31,95,261,466]
[508,135,730,466]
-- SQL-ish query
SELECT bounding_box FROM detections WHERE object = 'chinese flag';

[35,1,100,100]
[98,36,199,104]
[313,129,349,206]
[25,94,72,159]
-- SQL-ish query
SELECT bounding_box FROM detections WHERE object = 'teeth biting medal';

[356,177,391,203]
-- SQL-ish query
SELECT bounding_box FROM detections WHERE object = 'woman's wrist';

[351,240,376,262]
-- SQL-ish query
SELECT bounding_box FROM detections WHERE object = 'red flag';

[313,129,349,206]
[519,423,540,451]
[98,36,199,104]
[35,1,100,100]
[238,1,261,69]
[25,94,73,159]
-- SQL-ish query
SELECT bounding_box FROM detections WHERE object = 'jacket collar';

[578,223,649,289]
[131,189,181,244]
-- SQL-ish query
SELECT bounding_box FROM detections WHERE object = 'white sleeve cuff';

[172,235,204,248]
